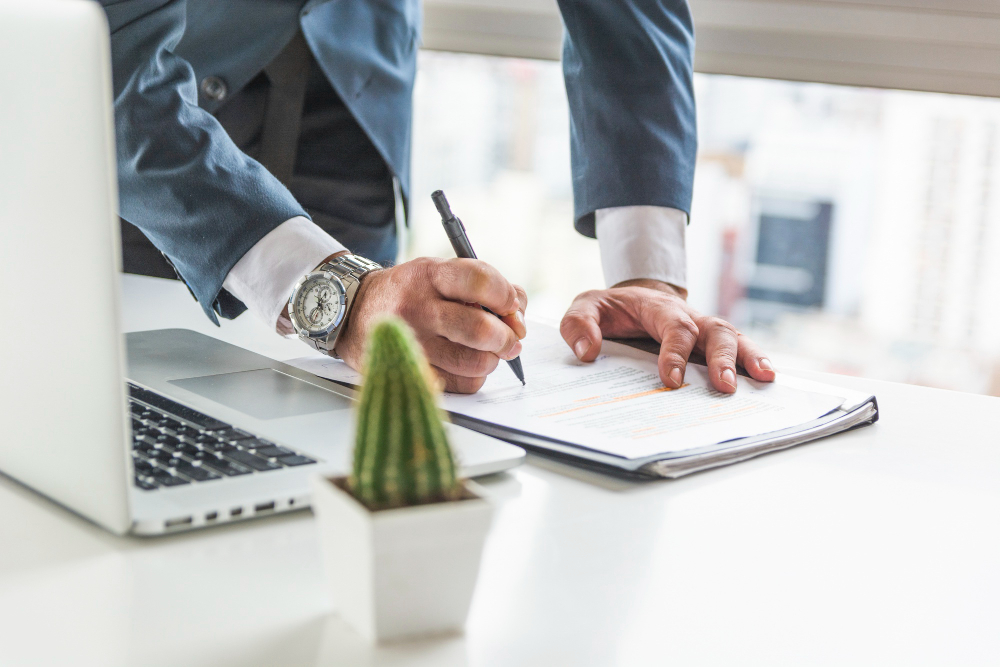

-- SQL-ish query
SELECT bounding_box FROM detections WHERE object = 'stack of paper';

[288,324,877,478]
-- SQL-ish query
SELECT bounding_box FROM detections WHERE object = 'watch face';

[292,274,345,335]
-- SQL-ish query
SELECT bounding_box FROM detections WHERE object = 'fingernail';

[721,368,737,390]
[759,358,774,372]
[668,367,683,388]
[573,337,590,359]
[503,340,523,360]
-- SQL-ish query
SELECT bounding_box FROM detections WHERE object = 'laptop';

[0,1,524,536]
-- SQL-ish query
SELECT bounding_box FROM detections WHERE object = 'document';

[289,324,846,460]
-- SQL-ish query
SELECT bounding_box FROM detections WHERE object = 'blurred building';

[408,51,1000,396]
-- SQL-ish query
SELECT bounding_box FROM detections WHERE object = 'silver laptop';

[0,1,524,536]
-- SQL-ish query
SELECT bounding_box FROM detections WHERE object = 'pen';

[432,189,526,386]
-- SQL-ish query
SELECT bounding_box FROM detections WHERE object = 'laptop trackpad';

[169,369,352,420]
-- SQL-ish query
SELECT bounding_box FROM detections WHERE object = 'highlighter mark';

[538,384,689,418]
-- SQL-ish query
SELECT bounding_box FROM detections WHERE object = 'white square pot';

[310,475,494,643]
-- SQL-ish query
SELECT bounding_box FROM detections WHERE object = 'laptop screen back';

[0,2,131,534]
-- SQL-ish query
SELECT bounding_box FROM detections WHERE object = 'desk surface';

[1,275,998,667]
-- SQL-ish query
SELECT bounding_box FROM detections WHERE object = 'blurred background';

[404,51,1000,396]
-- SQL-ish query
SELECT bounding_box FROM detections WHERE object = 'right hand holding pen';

[334,257,527,393]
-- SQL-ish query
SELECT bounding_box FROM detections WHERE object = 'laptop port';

[165,516,193,528]
[205,511,218,521]
[255,501,275,513]
[230,507,243,517]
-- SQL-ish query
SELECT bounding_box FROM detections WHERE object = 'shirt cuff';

[222,216,346,332]
[595,206,688,290]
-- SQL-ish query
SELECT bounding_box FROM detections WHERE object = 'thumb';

[560,293,604,362]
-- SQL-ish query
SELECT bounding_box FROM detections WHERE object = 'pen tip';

[521,380,526,386]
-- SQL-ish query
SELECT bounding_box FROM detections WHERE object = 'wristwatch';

[287,254,382,354]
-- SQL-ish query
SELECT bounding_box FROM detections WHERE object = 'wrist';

[278,250,351,334]
[612,278,688,300]
[331,262,381,358]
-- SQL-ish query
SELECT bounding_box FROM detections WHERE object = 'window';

[408,51,1000,395]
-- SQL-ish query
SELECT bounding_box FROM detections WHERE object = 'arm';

[557,0,774,392]
[101,0,307,323]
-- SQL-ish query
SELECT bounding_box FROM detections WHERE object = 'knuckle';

[424,303,447,333]
[471,313,495,344]
[673,316,700,342]
[410,256,436,277]
[397,297,420,322]
[713,348,738,364]
[706,316,738,335]
[452,346,495,376]
[466,262,491,293]
[663,349,689,365]
[471,351,498,376]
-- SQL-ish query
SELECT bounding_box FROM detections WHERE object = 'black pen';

[432,190,526,386]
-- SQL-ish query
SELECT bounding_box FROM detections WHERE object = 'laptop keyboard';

[127,383,317,491]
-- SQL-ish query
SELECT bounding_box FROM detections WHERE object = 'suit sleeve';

[100,0,308,323]
[556,0,697,238]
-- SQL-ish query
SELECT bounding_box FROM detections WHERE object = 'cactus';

[348,317,462,510]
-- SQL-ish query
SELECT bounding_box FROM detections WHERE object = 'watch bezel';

[287,271,347,339]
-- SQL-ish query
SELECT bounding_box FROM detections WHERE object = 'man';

[102,0,775,394]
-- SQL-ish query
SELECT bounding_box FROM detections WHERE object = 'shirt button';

[200,76,228,102]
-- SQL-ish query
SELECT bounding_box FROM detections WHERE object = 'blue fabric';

[99,0,695,321]
[558,0,697,237]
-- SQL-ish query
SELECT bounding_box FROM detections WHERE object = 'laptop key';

[158,474,190,487]
[277,455,316,467]
[146,448,173,462]
[153,434,181,448]
[155,417,184,431]
[128,385,230,431]
[135,477,158,491]
[239,437,279,450]
[174,442,201,457]
[223,450,282,471]
[200,457,252,477]
[212,427,255,441]
[133,458,155,472]
[251,445,295,458]
[174,462,221,482]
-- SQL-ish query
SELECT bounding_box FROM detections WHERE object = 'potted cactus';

[310,318,494,643]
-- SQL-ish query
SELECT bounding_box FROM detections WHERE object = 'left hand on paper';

[559,279,775,394]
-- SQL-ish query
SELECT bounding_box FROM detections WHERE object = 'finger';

[734,333,776,382]
[697,316,740,393]
[560,291,604,362]
[431,301,522,360]
[432,366,486,394]
[421,336,500,378]
[499,284,528,340]
[641,301,699,389]
[513,284,528,315]
[431,258,520,317]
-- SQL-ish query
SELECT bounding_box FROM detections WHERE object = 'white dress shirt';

[222,207,687,332]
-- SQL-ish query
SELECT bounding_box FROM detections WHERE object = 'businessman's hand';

[560,279,774,394]
[334,257,527,393]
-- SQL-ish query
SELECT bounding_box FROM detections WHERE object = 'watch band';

[300,254,382,354]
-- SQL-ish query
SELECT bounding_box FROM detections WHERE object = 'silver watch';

[287,254,382,354]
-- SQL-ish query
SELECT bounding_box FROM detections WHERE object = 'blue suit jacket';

[101,0,696,322]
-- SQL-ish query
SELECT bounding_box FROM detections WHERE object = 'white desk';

[1,275,998,666]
